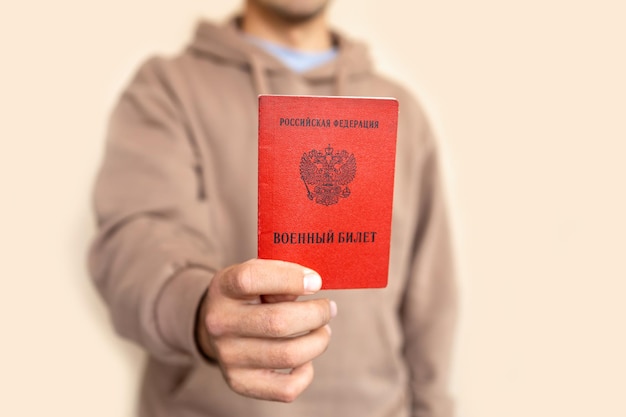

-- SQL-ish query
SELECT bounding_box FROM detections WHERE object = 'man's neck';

[242,2,332,51]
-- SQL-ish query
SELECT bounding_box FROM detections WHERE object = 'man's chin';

[265,2,329,25]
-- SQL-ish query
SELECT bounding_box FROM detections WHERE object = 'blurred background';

[1,1,624,416]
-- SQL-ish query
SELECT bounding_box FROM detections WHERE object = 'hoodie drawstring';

[249,54,269,96]
[334,56,347,96]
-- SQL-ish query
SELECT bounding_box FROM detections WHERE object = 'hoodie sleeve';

[401,125,458,417]
[89,58,217,365]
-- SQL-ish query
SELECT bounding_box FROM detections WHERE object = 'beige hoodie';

[90,19,457,417]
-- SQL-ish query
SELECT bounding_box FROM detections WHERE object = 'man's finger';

[226,362,315,403]
[207,298,336,338]
[216,325,332,369]
[219,259,322,298]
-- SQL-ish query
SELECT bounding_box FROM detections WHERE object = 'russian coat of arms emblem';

[299,144,357,206]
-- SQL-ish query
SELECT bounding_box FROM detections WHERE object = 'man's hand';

[195,259,337,402]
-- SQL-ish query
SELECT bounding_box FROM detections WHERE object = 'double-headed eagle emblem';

[300,144,357,206]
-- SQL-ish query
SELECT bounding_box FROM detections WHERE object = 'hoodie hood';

[188,18,373,95]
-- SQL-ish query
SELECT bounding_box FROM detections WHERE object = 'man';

[89,1,458,416]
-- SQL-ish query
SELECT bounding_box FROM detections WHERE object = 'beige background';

[1,1,624,416]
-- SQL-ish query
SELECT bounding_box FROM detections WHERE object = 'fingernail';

[303,269,322,293]
[330,300,338,318]
[324,324,332,336]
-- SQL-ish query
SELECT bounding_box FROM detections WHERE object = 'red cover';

[258,95,398,289]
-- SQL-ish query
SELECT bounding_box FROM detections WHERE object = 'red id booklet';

[258,95,398,289]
